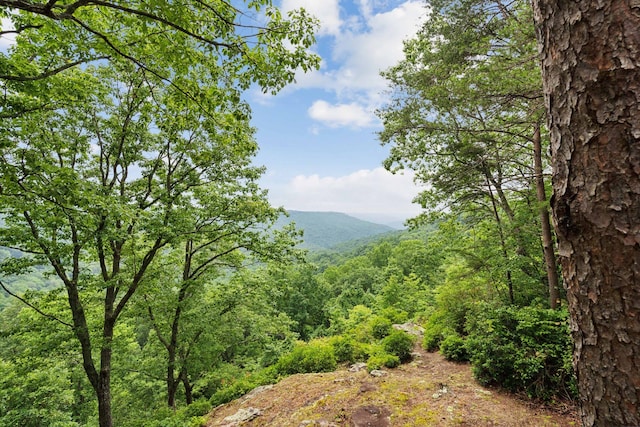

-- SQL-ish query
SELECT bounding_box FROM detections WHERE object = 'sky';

[0,2,429,226]
[248,0,429,225]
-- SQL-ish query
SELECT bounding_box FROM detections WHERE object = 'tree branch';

[0,279,73,327]
[0,56,109,82]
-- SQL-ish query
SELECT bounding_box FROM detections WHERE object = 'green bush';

[439,334,469,362]
[209,378,257,407]
[182,399,212,417]
[367,353,400,371]
[369,316,393,339]
[466,306,576,400]
[206,365,280,408]
[422,309,452,352]
[382,330,415,362]
[329,335,367,364]
[192,363,244,400]
[379,307,409,324]
[275,340,337,375]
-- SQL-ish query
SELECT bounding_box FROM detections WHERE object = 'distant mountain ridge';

[276,211,396,250]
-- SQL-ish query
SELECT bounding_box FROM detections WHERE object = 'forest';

[1,1,639,427]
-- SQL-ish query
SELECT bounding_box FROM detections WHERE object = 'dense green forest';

[0,208,575,426]
[2,0,638,426]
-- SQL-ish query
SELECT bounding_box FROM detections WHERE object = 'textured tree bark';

[532,1,640,425]
[532,123,560,309]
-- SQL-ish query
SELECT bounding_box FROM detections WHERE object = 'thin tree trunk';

[180,368,194,405]
[532,123,560,309]
[485,170,515,304]
[532,1,640,425]
[167,362,178,409]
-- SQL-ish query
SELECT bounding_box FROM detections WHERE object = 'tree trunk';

[180,368,194,405]
[532,123,560,309]
[97,379,113,427]
[167,362,178,409]
[485,170,515,304]
[532,1,640,425]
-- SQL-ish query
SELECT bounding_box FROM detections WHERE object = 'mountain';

[277,211,396,250]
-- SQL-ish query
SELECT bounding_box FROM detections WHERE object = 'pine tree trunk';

[532,123,560,309]
[532,1,640,425]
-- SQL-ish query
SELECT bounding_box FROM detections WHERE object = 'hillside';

[205,340,578,427]
[277,211,397,250]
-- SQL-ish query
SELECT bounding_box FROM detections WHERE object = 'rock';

[350,405,391,427]
[432,384,449,399]
[349,362,367,372]
[299,420,339,427]
[242,384,273,401]
[369,369,387,377]
[393,322,425,336]
[222,407,262,425]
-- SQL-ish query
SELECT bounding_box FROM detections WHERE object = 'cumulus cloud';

[308,100,374,128]
[268,167,423,222]
[331,1,427,93]
[286,1,428,129]
[281,0,342,36]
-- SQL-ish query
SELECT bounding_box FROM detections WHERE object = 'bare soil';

[205,344,579,427]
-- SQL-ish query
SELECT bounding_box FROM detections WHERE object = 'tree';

[140,260,298,409]
[0,1,318,91]
[531,1,640,425]
[141,201,300,408]
[0,53,309,426]
[378,0,560,307]
[1,2,318,425]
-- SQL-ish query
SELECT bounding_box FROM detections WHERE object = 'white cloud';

[281,0,342,36]
[308,100,374,128]
[268,167,423,222]
[331,1,427,94]
[288,1,428,129]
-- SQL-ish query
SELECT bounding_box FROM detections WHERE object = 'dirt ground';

[205,343,579,427]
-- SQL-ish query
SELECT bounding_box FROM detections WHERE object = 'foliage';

[369,316,393,339]
[367,353,400,371]
[265,264,331,341]
[329,335,367,364]
[382,330,415,363]
[275,340,337,376]
[1,2,319,424]
[466,306,576,400]
[439,334,469,362]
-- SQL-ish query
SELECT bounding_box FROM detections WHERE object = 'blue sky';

[249,0,428,225]
[0,1,428,225]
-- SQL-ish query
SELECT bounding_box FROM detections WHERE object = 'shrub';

[367,353,400,371]
[275,340,337,375]
[382,330,415,362]
[369,316,393,339]
[379,307,409,324]
[182,399,212,417]
[422,309,452,352]
[209,378,257,406]
[439,334,469,362]
[329,335,367,364]
[466,306,576,400]
[192,363,244,400]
